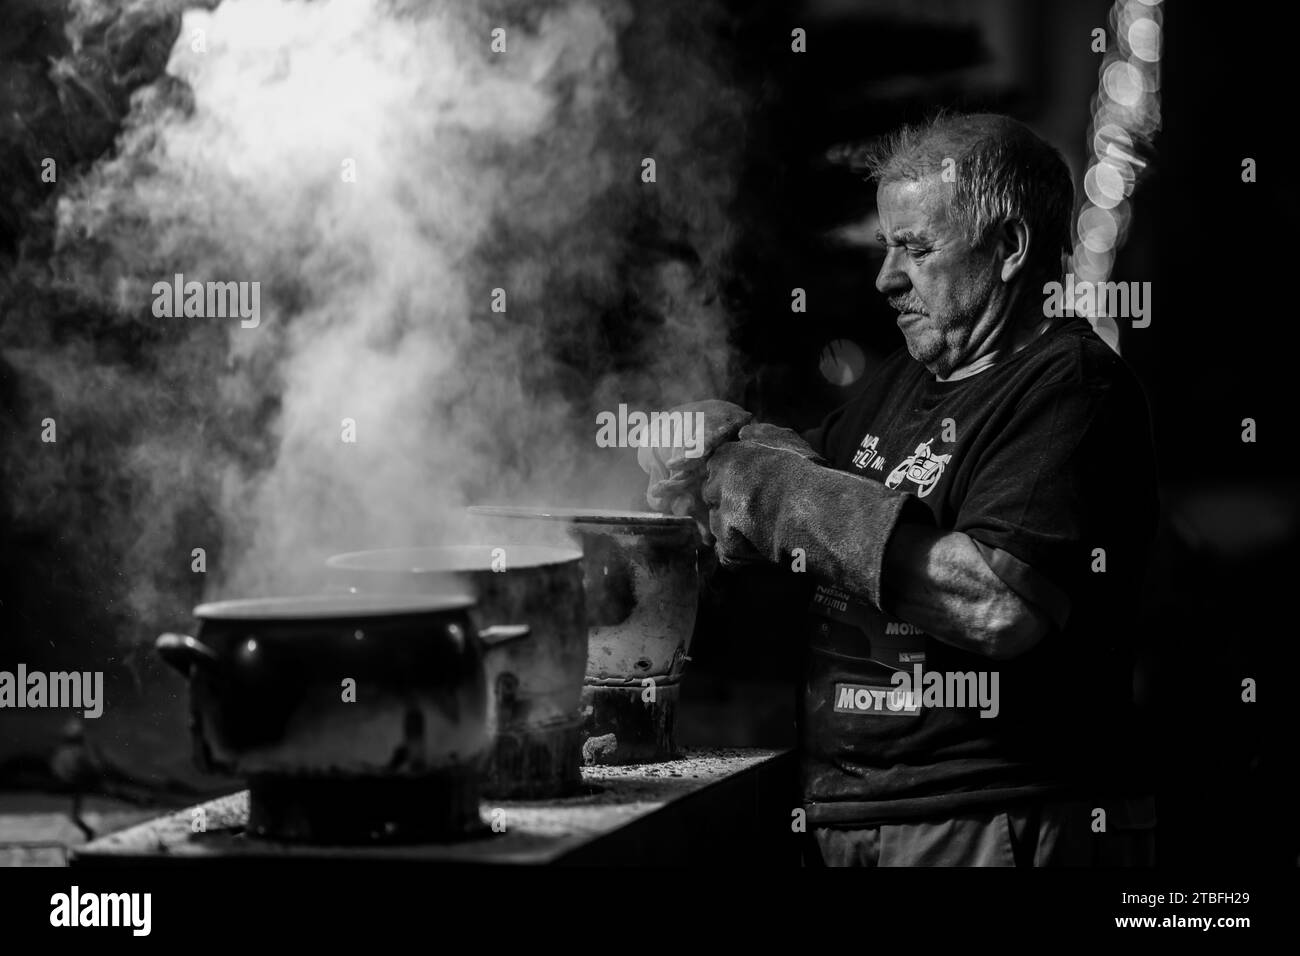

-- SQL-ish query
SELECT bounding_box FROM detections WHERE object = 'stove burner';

[580,682,679,765]
[485,716,585,799]
[246,772,485,845]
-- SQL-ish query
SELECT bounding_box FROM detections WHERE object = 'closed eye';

[875,232,932,259]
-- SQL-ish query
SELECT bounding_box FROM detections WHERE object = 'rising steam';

[5,0,744,632]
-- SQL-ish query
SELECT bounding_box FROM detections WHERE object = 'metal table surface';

[71,748,799,866]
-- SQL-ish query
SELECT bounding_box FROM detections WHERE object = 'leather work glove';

[701,440,933,609]
[637,400,753,539]
[735,422,826,463]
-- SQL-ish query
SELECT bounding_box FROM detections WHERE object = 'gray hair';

[859,112,1074,282]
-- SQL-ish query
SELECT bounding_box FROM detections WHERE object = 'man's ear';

[996,219,1031,283]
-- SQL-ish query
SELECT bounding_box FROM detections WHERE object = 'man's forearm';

[703,443,1053,659]
[881,523,1050,660]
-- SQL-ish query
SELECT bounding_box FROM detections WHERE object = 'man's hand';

[699,440,799,567]
[701,439,920,590]
[696,424,827,563]
[735,422,826,461]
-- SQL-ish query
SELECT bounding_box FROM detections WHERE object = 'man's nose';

[875,247,910,297]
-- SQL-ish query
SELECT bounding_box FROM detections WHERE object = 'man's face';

[874,175,1003,376]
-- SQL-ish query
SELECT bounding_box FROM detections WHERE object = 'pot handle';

[156,632,220,676]
[478,624,530,648]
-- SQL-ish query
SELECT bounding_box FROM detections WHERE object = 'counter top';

[71,748,799,865]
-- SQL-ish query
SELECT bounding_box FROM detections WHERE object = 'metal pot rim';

[468,504,696,529]
[326,544,584,573]
[192,593,475,622]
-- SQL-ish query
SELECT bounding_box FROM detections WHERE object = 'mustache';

[888,295,927,314]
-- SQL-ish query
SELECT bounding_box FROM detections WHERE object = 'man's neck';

[935,288,1054,382]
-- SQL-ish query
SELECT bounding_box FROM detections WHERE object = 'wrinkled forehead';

[875,174,956,239]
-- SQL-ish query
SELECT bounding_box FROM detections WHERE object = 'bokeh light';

[1093,122,1130,153]
[1117,4,1162,57]
[1103,60,1145,106]
[1093,315,1122,351]
[1078,206,1119,253]
[1071,0,1161,354]
[1084,161,1128,208]
[819,339,866,387]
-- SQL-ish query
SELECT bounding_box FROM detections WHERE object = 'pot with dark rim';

[155,593,528,843]
[467,506,704,765]
[325,545,586,798]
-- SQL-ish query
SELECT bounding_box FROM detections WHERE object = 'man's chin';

[905,335,953,377]
[903,332,936,363]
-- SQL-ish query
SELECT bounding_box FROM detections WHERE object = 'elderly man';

[650,113,1158,866]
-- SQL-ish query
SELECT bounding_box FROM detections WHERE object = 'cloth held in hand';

[637,400,753,535]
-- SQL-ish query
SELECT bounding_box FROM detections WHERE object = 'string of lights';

[1073,0,1164,352]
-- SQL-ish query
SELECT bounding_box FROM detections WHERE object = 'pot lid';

[326,544,583,573]
[193,594,475,621]
[468,505,696,530]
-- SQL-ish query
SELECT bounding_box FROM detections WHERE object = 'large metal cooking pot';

[155,593,527,842]
[325,545,586,798]
[467,507,703,764]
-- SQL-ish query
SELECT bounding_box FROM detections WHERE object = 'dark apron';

[801,583,1062,819]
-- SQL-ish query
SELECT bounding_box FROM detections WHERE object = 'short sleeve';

[955,379,1154,630]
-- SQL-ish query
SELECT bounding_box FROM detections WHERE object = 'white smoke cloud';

[29,0,742,622]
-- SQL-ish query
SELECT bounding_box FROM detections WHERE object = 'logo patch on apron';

[832,682,922,716]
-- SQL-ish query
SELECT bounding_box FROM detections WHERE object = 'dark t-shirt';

[799,316,1158,825]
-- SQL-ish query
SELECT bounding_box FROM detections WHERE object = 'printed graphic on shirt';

[851,433,886,472]
[884,438,952,498]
